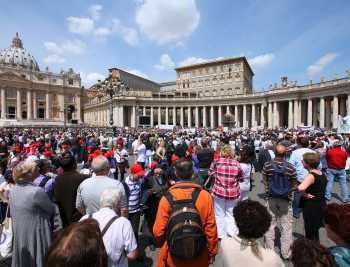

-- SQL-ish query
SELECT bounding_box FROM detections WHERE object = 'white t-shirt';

[215,235,285,267]
[81,208,137,267]
[239,163,252,193]
[135,143,146,163]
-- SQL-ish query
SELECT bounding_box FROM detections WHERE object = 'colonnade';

[0,88,82,122]
[85,93,350,129]
[267,94,350,129]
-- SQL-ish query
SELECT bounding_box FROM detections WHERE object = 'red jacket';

[326,147,349,170]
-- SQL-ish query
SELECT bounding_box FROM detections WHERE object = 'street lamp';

[95,69,127,127]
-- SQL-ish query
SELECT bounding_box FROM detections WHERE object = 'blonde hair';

[220,145,233,158]
[13,160,38,183]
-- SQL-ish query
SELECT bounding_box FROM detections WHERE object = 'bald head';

[275,144,287,158]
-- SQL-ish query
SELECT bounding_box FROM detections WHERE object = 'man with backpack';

[262,144,297,260]
[153,158,218,267]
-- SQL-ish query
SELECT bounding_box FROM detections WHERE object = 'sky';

[1,0,350,90]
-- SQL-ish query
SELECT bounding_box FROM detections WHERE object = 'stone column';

[273,102,279,128]
[333,95,339,128]
[251,104,256,127]
[320,97,325,128]
[45,92,51,120]
[260,104,265,127]
[32,91,37,119]
[173,107,176,125]
[143,106,146,116]
[165,107,169,125]
[268,102,273,128]
[210,106,214,128]
[120,106,124,127]
[1,88,5,119]
[347,95,350,116]
[218,106,222,126]
[307,99,313,126]
[150,107,154,126]
[158,107,162,126]
[203,106,207,127]
[234,105,238,126]
[27,91,33,120]
[195,106,199,127]
[131,105,136,127]
[293,100,299,127]
[288,100,293,128]
[243,104,247,128]
[226,105,230,114]
[180,107,184,126]
[75,95,82,123]
[17,89,22,119]
[188,107,192,127]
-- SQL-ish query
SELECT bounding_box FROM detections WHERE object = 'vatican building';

[0,33,83,127]
[84,57,350,129]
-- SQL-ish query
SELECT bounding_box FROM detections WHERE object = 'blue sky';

[1,0,349,90]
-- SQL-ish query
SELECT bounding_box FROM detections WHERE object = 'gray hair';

[91,155,110,174]
[100,187,124,210]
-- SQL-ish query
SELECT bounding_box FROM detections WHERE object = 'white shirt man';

[76,156,128,216]
[81,188,138,267]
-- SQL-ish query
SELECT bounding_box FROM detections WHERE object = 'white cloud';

[179,56,207,67]
[44,39,86,55]
[44,54,66,65]
[93,27,112,38]
[135,0,200,44]
[67,16,95,34]
[88,4,103,21]
[43,39,86,66]
[125,69,149,79]
[80,72,106,87]
[155,54,175,70]
[306,52,338,77]
[61,39,86,55]
[248,53,275,69]
[112,20,139,46]
[44,42,63,54]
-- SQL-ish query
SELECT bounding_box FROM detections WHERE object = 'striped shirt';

[125,175,143,214]
[262,159,297,199]
[209,157,242,200]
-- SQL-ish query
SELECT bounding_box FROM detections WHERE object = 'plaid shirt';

[209,157,242,200]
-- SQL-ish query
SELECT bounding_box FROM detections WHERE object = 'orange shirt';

[153,182,218,267]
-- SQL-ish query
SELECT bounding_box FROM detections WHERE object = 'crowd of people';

[0,126,349,267]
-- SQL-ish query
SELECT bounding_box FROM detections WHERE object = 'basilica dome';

[0,33,40,71]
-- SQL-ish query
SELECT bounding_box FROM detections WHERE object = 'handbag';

[0,206,12,259]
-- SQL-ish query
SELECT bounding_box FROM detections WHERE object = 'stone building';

[0,33,83,127]
[85,57,350,129]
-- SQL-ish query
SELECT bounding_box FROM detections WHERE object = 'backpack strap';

[164,191,175,208]
[191,188,201,205]
[101,216,119,237]
[38,175,51,188]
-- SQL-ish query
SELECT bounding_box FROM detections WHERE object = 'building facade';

[0,33,83,127]
[85,57,350,129]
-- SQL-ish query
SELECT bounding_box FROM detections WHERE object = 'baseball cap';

[130,164,145,177]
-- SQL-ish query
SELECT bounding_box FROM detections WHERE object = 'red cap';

[130,164,145,177]
[149,161,157,170]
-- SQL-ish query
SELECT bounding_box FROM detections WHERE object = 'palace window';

[228,68,232,78]
[68,78,73,85]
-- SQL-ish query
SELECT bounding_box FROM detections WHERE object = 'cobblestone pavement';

[130,166,348,267]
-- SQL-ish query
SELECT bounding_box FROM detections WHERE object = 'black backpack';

[164,187,207,260]
[269,161,290,199]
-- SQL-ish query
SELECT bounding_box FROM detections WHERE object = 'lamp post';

[96,69,127,128]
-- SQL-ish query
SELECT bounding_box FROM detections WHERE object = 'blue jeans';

[292,191,303,218]
[325,169,349,202]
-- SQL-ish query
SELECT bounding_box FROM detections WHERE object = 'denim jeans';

[292,191,303,218]
[325,168,349,202]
